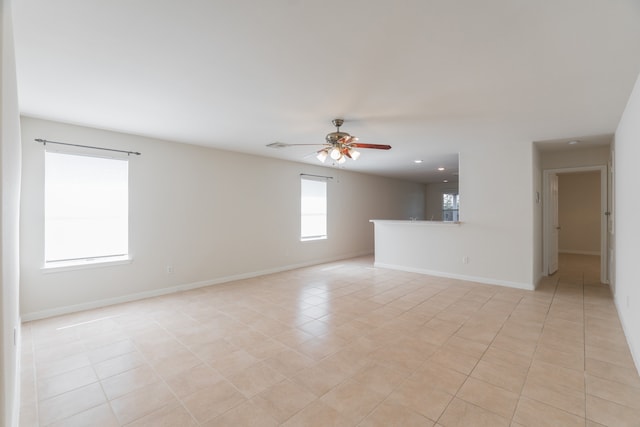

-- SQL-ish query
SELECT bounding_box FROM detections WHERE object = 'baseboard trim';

[373,262,534,291]
[21,252,372,322]
[614,297,640,377]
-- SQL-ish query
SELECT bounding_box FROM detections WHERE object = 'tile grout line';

[154,306,299,425]
[30,326,40,427]
[582,269,587,423]
[336,281,467,426]
[141,317,222,426]
[512,272,563,423]
[102,318,199,426]
[32,327,110,426]
[428,287,525,424]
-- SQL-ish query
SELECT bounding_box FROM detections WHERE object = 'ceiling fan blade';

[339,135,355,144]
[349,143,392,150]
[267,142,326,148]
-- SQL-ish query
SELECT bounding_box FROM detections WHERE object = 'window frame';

[442,192,460,222]
[300,176,328,241]
[43,148,131,271]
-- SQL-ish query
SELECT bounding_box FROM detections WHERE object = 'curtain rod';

[35,138,141,156]
[300,173,333,180]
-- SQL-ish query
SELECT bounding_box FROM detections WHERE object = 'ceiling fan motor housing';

[326,131,350,145]
[326,118,350,145]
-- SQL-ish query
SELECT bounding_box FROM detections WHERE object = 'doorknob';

[555,226,561,230]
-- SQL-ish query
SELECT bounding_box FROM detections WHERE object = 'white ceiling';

[12,0,640,183]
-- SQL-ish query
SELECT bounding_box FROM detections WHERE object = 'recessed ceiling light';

[443,180,449,183]
[413,160,423,164]
[437,167,445,171]
[568,140,580,145]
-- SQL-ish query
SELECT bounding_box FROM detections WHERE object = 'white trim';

[300,236,327,242]
[558,250,600,256]
[542,170,556,276]
[22,251,372,321]
[374,262,534,291]
[42,256,132,273]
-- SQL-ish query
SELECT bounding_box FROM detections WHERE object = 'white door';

[548,173,559,275]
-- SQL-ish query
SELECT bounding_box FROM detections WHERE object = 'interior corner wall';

[1,0,23,425]
[614,71,640,374]
[19,117,425,319]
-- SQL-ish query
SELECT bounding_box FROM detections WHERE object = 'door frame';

[543,165,608,283]
[546,172,560,275]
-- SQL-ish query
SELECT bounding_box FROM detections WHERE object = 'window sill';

[42,255,132,273]
[300,236,327,242]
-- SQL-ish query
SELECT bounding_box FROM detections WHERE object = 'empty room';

[2,1,640,426]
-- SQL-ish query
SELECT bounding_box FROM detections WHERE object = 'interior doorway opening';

[543,166,608,284]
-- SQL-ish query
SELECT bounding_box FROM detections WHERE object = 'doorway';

[543,166,608,284]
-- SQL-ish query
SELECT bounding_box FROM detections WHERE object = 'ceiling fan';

[267,119,392,164]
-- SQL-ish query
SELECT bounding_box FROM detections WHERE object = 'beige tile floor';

[18,254,640,426]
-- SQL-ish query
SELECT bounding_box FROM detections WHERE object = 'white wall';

[558,172,601,255]
[540,145,610,169]
[20,117,425,319]
[614,71,640,373]
[373,141,535,289]
[1,0,23,425]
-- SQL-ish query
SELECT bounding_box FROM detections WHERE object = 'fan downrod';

[326,118,349,145]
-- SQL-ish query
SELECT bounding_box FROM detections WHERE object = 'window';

[45,150,129,267]
[300,177,327,240]
[442,192,459,222]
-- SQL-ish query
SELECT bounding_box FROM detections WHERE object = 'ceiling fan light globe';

[316,150,328,163]
[330,147,342,160]
[337,156,346,164]
[349,149,361,160]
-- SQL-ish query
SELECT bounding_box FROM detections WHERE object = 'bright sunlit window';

[442,192,460,222]
[301,177,327,240]
[45,150,129,267]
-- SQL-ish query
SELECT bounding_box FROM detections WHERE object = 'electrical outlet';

[462,256,469,264]
[166,265,174,274]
